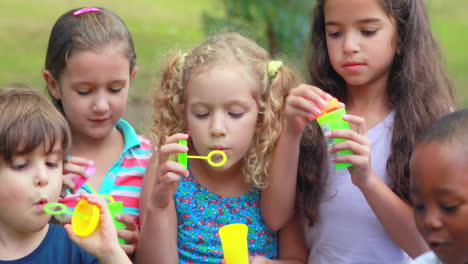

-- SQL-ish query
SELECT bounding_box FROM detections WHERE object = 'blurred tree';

[202,0,315,64]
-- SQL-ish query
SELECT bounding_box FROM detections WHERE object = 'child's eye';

[229,112,244,118]
[362,29,378,36]
[195,113,210,119]
[77,90,91,95]
[11,162,28,170]
[440,204,459,214]
[413,204,425,213]
[109,87,123,93]
[327,31,342,38]
[46,162,59,168]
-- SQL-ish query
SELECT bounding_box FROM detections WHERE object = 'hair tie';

[179,53,188,66]
[268,60,283,77]
[73,7,101,16]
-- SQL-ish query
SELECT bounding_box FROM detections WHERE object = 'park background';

[1,0,467,135]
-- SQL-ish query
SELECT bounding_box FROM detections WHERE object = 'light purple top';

[307,111,413,264]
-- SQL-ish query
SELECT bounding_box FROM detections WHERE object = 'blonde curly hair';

[152,33,299,189]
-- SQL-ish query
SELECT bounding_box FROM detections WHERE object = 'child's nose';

[92,95,110,114]
[34,165,49,187]
[343,34,360,54]
[210,114,227,137]
[423,209,443,231]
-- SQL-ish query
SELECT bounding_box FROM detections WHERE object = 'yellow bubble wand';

[175,139,228,168]
[44,200,100,237]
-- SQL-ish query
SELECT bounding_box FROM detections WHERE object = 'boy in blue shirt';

[0,87,130,264]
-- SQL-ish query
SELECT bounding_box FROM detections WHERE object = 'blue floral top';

[174,168,278,263]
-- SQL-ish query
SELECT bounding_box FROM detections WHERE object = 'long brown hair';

[152,33,300,189]
[44,7,136,113]
[298,0,455,226]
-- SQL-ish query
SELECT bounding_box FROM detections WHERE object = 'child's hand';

[64,193,128,263]
[285,84,336,135]
[115,214,140,256]
[151,133,189,209]
[62,156,94,197]
[326,114,373,187]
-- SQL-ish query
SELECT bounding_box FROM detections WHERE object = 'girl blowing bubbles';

[43,7,152,255]
[136,33,307,263]
[261,0,455,263]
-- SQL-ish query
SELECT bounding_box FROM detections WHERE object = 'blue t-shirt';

[175,168,278,263]
[0,224,99,264]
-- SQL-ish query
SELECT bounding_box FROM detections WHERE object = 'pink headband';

[73,7,101,16]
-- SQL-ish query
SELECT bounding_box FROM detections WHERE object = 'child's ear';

[43,70,61,100]
[130,66,139,81]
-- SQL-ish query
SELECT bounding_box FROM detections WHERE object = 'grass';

[0,0,222,103]
[0,0,466,133]
[427,0,468,107]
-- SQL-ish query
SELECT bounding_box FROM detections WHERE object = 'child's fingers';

[333,154,369,168]
[115,214,139,244]
[158,172,183,187]
[286,94,323,118]
[329,139,369,156]
[159,143,189,157]
[116,214,138,231]
[286,106,315,118]
[342,114,368,136]
[158,142,189,166]
[159,160,189,179]
[164,133,189,145]
[80,193,108,214]
[117,229,139,243]
[65,156,94,166]
[61,174,76,196]
[63,163,88,177]
[325,129,370,146]
[120,243,136,256]
[292,84,332,102]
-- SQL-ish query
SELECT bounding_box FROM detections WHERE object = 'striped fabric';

[57,119,152,227]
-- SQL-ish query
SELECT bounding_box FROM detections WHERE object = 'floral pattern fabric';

[175,169,278,263]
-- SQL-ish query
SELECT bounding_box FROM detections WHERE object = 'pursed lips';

[211,145,228,151]
[35,197,49,209]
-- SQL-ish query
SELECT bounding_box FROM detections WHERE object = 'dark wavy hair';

[298,0,455,226]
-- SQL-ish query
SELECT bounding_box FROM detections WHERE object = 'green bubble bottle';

[313,97,353,170]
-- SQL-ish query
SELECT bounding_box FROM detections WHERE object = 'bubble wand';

[44,200,100,237]
[174,139,228,168]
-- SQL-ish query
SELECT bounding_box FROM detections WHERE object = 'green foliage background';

[0,0,466,133]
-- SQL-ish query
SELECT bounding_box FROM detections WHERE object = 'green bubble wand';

[174,139,228,168]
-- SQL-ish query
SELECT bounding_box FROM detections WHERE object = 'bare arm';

[139,153,158,225]
[135,133,189,264]
[261,84,333,231]
[135,201,179,264]
[250,215,308,264]
[359,174,429,258]
[261,129,302,231]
